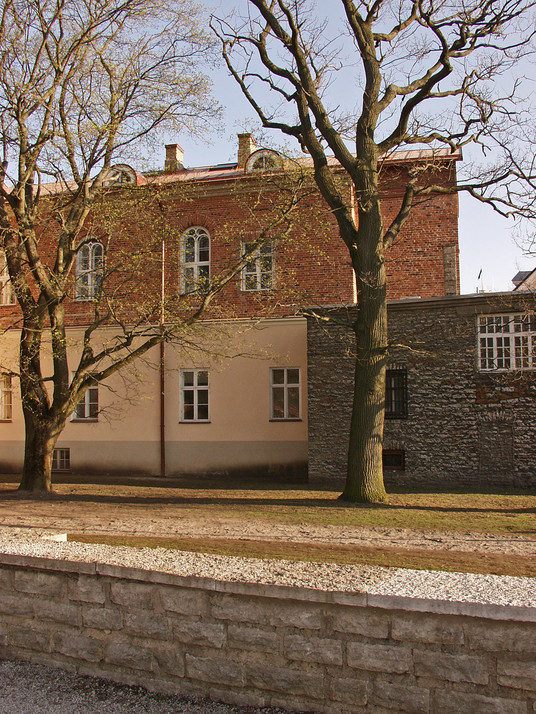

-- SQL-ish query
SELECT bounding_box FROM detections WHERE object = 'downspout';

[159,231,166,478]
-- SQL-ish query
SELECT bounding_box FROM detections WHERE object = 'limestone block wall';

[307,293,536,488]
[1,553,535,713]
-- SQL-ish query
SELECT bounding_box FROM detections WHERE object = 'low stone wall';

[1,553,535,713]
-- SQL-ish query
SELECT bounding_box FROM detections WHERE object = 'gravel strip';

[1,527,535,607]
[0,659,290,714]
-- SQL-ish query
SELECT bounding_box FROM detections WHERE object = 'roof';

[513,267,536,291]
[22,146,463,195]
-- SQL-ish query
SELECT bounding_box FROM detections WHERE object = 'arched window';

[180,227,210,294]
[0,252,14,305]
[75,242,104,301]
[245,149,282,174]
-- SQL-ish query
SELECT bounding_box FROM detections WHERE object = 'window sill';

[0,419,12,423]
[179,420,211,424]
[269,418,302,422]
[70,419,98,423]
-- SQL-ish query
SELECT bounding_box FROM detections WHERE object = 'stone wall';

[1,553,536,713]
[307,293,536,488]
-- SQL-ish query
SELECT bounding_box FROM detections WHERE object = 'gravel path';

[0,659,290,714]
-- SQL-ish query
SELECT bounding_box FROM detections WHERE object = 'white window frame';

[0,374,12,420]
[75,242,104,301]
[241,240,274,291]
[478,313,536,371]
[52,448,70,471]
[180,227,210,294]
[71,383,99,421]
[0,252,14,305]
[270,367,301,420]
[180,369,210,422]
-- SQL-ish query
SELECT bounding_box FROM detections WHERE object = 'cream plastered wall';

[1,317,308,476]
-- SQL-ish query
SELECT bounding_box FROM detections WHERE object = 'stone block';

[347,642,412,674]
[82,606,122,631]
[465,622,536,654]
[54,631,102,662]
[159,586,209,616]
[124,610,170,639]
[433,690,527,714]
[211,594,269,625]
[14,571,64,597]
[371,681,430,713]
[414,649,489,684]
[172,618,225,648]
[0,593,35,616]
[227,625,279,654]
[269,601,323,630]
[68,575,105,604]
[332,609,390,639]
[110,581,157,610]
[151,643,186,677]
[0,569,12,590]
[38,600,79,626]
[185,653,244,687]
[497,659,536,692]
[391,612,464,645]
[245,662,324,700]
[104,641,153,671]
[10,626,51,652]
[330,676,369,707]
[283,632,343,665]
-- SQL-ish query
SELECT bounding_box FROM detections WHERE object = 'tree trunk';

[340,186,388,503]
[18,415,58,492]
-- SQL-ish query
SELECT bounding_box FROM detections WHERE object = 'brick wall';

[307,293,536,488]
[0,157,460,331]
[0,553,535,713]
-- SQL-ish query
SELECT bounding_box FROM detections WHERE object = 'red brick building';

[0,135,461,478]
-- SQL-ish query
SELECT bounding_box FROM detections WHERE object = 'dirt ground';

[1,476,535,561]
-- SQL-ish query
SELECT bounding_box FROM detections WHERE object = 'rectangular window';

[180,369,209,422]
[241,240,274,291]
[270,367,301,420]
[385,368,408,418]
[0,374,12,420]
[383,449,405,471]
[478,313,536,371]
[52,448,70,471]
[0,252,14,305]
[72,384,99,421]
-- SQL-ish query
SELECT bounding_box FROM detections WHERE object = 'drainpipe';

[160,340,166,478]
[159,228,166,478]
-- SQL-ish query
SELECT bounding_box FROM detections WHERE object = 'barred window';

[478,314,536,371]
[385,369,408,418]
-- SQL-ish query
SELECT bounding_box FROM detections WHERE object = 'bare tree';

[212,0,536,502]
[0,0,307,492]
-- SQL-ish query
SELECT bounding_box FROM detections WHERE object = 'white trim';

[180,369,210,422]
[270,367,301,420]
[477,313,536,371]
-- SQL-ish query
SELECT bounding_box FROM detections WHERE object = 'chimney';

[164,144,184,172]
[237,133,257,167]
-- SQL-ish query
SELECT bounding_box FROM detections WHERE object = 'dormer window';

[101,164,137,187]
[245,149,282,174]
